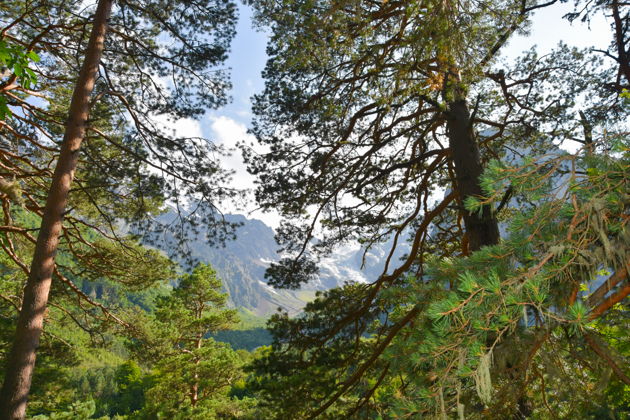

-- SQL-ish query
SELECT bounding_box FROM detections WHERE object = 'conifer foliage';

[0,0,628,418]
[0,0,239,417]
[245,0,629,417]
[137,264,250,418]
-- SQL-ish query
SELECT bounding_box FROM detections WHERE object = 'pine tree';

[0,2,115,416]
[0,0,239,417]
[139,264,247,418]
[245,0,629,417]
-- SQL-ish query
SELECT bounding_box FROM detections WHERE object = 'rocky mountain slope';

[146,211,408,316]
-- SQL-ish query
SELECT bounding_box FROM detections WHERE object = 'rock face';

[180,214,309,316]
[146,210,410,316]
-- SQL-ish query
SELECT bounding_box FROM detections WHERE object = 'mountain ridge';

[144,210,409,316]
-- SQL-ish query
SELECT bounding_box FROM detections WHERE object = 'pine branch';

[307,306,420,419]
[584,332,630,386]
[588,282,630,321]
[586,260,629,309]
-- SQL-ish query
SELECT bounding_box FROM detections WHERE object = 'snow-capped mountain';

[146,210,409,316]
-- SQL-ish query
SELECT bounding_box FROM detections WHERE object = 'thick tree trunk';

[0,1,113,418]
[611,0,630,89]
[446,88,500,251]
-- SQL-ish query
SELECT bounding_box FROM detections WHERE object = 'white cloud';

[208,116,281,228]
[150,111,204,139]
[210,115,249,145]
[209,115,255,189]
[172,118,204,138]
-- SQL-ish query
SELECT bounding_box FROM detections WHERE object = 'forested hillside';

[0,0,628,419]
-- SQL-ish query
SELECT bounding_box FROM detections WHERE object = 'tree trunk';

[611,0,630,89]
[189,333,203,407]
[0,1,113,418]
[190,372,199,407]
[445,86,500,251]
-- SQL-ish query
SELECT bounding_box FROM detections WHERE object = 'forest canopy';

[0,0,628,419]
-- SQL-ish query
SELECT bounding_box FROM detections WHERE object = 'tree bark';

[0,1,113,418]
[611,0,630,89]
[189,332,203,407]
[445,85,500,251]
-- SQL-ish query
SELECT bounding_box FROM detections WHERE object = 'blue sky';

[179,2,612,227]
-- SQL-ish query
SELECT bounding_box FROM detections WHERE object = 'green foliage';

[144,339,247,419]
[212,328,272,351]
[1,258,259,418]
[380,137,630,417]
[0,38,39,118]
[244,0,630,412]
[130,263,256,418]
[148,264,238,350]
[109,362,146,416]
[31,400,100,420]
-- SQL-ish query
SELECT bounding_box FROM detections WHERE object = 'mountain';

[175,213,312,316]
[138,146,575,317]
[143,209,410,316]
